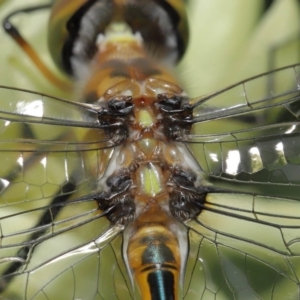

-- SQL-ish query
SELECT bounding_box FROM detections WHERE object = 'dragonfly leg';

[96,173,135,225]
[2,2,71,91]
[0,181,76,293]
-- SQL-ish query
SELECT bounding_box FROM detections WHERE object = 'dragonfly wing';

[182,65,300,299]
[0,87,117,203]
[0,88,133,299]
[182,64,300,198]
[0,205,133,299]
[190,64,300,118]
[0,86,102,125]
[183,193,300,300]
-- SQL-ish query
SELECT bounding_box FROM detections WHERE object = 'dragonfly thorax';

[81,26,204,298]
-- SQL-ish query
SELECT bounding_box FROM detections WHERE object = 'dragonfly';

[0,0,300,299]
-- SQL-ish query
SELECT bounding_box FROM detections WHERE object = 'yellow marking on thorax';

[144,165,162,197]
[136,109,154,128]
[136,163,163,197]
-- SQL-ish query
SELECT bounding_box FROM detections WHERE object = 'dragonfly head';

[48,0,189,76]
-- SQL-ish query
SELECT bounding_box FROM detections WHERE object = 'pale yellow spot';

[137,164,163,197]
[137,109,154,128]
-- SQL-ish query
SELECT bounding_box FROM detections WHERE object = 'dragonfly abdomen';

[126,210,185,300]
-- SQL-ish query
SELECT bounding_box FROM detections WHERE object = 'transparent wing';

[0,86,103,126]
[181,64,300,198]
[0,198,133,299]
[182,65,300,299]
[184,193,300,300]
[0,86,118,203]
[0,87,133,299]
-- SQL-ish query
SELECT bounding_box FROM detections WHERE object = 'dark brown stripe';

[141,263,178,273]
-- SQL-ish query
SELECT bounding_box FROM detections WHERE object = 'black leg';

[0,181,76,293]
[3,2,71,90]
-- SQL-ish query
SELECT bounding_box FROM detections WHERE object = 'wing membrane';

[182,64,300,197]
[182,65,300,299]
[0,86,102,127]
[0,204,132,299]
[0,88,133,299]
[190,64,300,120]
[184,193,300,300]
[0,87,117,205]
